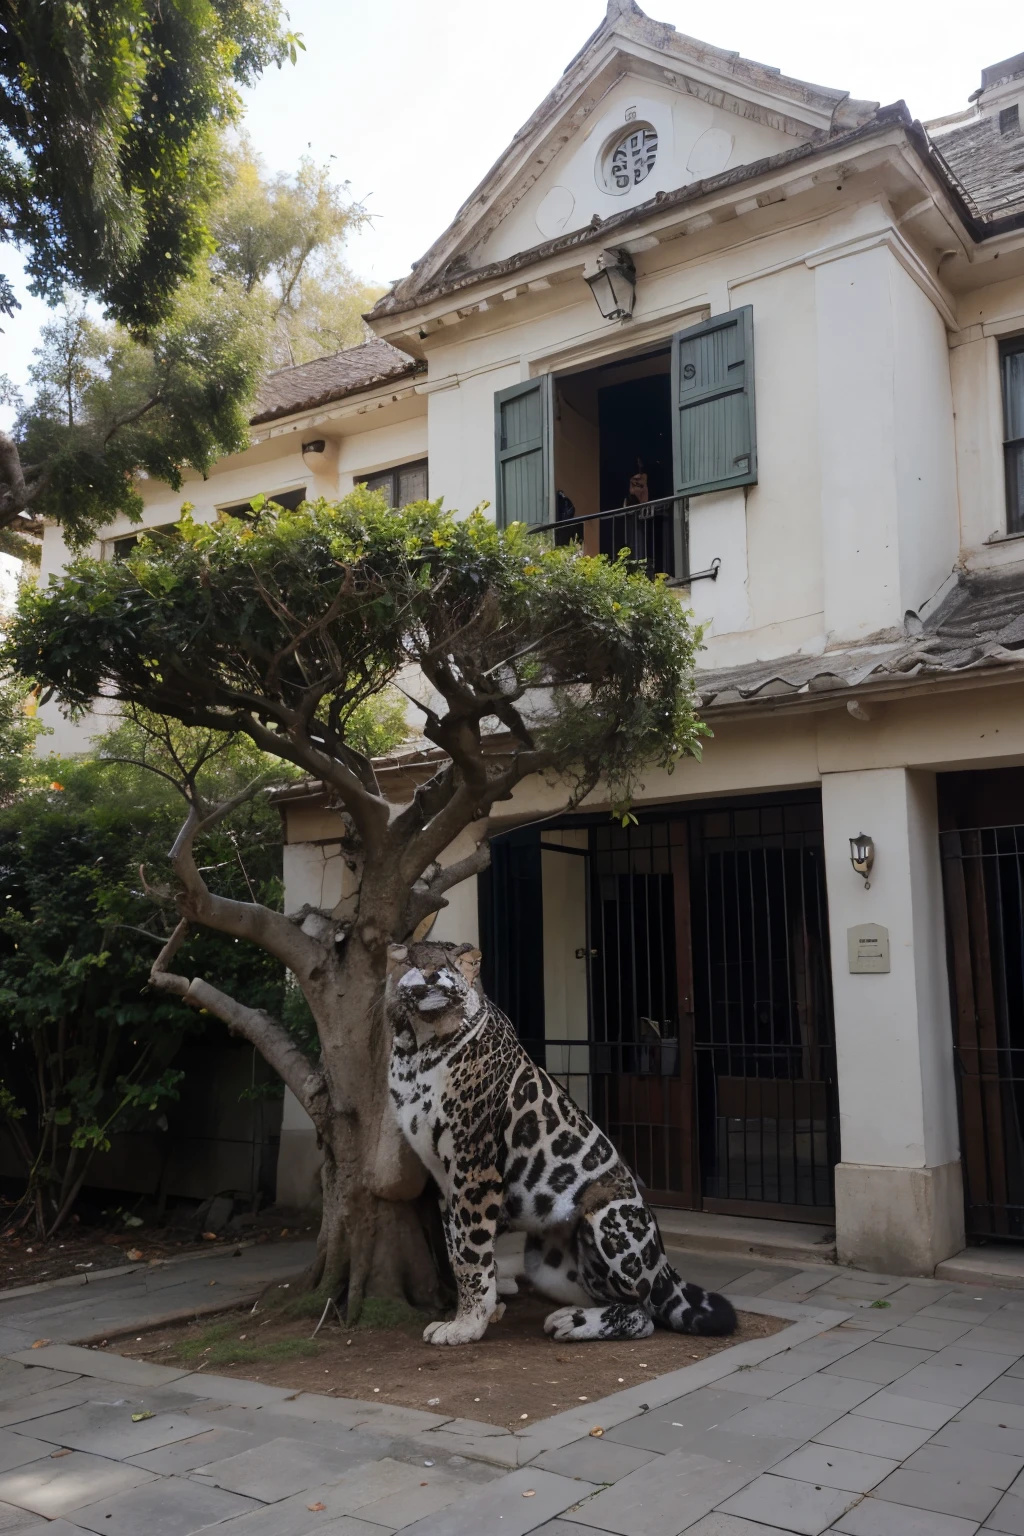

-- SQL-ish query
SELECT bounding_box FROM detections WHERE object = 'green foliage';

[0,0,298,331]
[0,720,291,1236]
[211,135,381,367]
[6,140,379,545]
[0,677,44,801]
[15,277,267,545]
[7,493,707,816]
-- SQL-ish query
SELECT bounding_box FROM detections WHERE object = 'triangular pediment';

[380,1,878,311]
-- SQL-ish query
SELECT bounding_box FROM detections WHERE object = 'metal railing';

[941,823,1024,1239]
[528,495,720,586]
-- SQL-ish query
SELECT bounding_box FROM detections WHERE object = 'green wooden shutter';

[671,306,757,497]
[494,377,553,529]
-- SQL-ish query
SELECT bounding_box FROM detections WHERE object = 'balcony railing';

[527,494,719,585]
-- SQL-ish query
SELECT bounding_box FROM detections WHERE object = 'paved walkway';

[2,1242,1024,1533]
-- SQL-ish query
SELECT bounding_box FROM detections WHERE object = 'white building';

[42,2,1024,1275]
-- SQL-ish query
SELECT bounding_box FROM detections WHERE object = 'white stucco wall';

[478,75,798,269]
[821,767,958,1172]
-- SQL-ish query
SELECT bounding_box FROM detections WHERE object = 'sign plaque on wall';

[847,923,890,974]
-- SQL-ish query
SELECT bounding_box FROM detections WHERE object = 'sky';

[1,0,1022,414]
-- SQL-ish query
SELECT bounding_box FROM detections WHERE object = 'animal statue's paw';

[423,1313,490,1346]
[543,1305,589,1340]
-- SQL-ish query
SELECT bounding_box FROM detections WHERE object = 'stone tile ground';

[3,1245,1024,1532]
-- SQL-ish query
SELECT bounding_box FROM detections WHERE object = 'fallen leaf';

[208,1279,217,1286]
[131,1412,154,1423]
[427,1397,440,1406]
[31,1339,50,1349]
[589,1427,604,1437]
[201,1232,218,1241]
[50,1449,72,1458]
[126,1249,143,1262]
[522,1490,536,1498]
[306,1502,326,1512]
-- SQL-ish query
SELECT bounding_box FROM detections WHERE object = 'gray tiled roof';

[930,114,1024,223]
[695,565,1024,710]
[250,339,419,425]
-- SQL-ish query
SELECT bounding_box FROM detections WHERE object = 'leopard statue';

[385,939,736,1347]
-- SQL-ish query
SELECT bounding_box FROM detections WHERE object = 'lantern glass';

[849,833,874,876]
[584,253,636,321]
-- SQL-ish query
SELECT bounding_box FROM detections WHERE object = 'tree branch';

[168,804,323,978]
[0,430,47,527]
[150,921,328,1127]
[402,839,492,938]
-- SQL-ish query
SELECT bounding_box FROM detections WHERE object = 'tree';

[6,495,708,1317]
[0,0,299,327]
[211,136,382,367]
[0,719,295,1238]
[11,275,267,547]
[0,0,299,539]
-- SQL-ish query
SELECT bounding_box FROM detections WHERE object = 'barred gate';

[482,796,838,1219]
[941,823,1024,1239]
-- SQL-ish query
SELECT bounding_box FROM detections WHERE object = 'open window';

[494,306,756,582]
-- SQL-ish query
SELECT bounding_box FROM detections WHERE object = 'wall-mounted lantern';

[583,247,637,321]
[849,832,874,889]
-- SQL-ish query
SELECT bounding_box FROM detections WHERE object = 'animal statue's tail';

[649,1260,738,1335]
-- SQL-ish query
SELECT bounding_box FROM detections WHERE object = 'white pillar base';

[835,1160,965,1276]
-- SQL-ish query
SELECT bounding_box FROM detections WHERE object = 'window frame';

[1001,335,1024,535]
[355,458,429,508]
[105,521,180,561]
[216,485,308,520]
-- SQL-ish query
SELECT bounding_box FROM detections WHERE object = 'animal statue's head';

[385,940,484,1042]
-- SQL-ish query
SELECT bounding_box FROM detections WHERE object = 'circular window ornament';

[600,123,658,196]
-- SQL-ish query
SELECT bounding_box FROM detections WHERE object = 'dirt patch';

[0,1212,314,1291]
[110,1292,786,1430]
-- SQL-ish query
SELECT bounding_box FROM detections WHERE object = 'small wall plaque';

[847,923,890,974]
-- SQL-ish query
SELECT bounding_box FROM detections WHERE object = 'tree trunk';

[301,926,450,1322]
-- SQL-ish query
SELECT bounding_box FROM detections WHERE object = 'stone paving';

[3,1243,1024,1533]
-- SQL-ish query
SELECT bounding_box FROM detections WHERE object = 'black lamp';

[584,248,637,321]
[849,833,874,889]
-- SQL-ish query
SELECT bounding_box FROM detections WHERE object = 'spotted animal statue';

[386,940,736,1346]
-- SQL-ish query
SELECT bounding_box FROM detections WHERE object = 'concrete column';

[812,232,959,644]
[821,767,964,1274]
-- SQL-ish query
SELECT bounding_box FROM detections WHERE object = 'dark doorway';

[551,348,682,580]
[939,768,1024,1239]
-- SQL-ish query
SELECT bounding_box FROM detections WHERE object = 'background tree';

[0,720,292,1239]
[2,147,382,557]
[211,135,382,367]
[0,0,299,540]
[7,496,708,1318]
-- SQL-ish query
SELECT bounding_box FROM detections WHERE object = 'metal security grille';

[689,802,838,1218]
[941,824,1024,1238]
[586,820,691,1202]
[481,798,838,1216]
